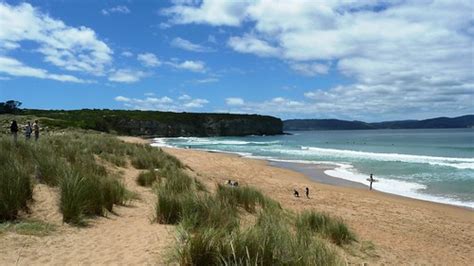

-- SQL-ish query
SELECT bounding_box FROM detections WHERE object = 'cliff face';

[112,116,283,137]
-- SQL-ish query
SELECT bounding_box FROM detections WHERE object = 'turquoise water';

[152,129,474,208]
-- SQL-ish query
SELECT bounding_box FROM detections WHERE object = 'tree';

[0,100,22,114]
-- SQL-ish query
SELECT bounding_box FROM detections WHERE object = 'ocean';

[152,128,474,209]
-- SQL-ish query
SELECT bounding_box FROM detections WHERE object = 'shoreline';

[158,144,474,264]
[148,136,473,210]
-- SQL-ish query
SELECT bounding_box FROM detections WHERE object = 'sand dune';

[0,159,175,265]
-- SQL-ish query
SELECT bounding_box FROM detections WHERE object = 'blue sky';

[0,0,472,121]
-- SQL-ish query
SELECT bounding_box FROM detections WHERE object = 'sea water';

[152,129,474,209]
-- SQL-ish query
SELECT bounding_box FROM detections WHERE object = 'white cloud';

[163,0,474,119]
[168,60,206,72]
[115,94,209,111]
[0,56,90,83]
[171,37,213,52]
[228,35,280,57]
[137,53,161,67]
[195,77,219,83]
[108,69,146,83]
[178,94,192,100]
[102,5,130,15]
[121,51,133,57]
[162,0,249,26]
[0,2,112,75]
[290,62,329,76]
[225,97,244,106]
[184,98,209,108]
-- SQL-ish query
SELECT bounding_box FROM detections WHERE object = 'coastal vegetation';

[8,108,283,137]
[0,125,357,264]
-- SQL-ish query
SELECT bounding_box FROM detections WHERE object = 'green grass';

[216,184,280,213]
[0,147,33,221]
[0,219,56,236]
[296,210,356,246]
[136,170,159,187]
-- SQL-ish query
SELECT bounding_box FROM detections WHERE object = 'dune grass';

[0,219,56,236]
[0,143,33,221]
[296,210,356,246]
[136,169,159,187]
[0,132,181,225]
[154,165,352,264]
[216,184,280,213]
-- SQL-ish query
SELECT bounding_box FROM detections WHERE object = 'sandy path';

[164,147,474,265]
[0,163,174,265]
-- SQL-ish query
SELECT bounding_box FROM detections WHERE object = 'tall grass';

[175,209,342,265]
[216,184,280,213]
[296,210,356,246]
[136,169,159,187]
[0,151,33,221]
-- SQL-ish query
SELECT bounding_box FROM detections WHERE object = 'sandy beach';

[163,146,474,265]
[1,136,473,265]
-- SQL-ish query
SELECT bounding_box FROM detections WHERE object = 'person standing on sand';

[25,121,32,140]
[369,174,375,190]
[305,187,310,198]
[10,120,18,142]
[33,120,40,141]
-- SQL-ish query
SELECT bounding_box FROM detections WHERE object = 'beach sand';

[1,136,472,265]
[163,146,474,265]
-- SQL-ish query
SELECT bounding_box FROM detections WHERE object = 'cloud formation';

[102,5,130,15]
[164,0,474,118]
[115,94,209,111]
[108,69,146,83]
[171,37,214,52]
[137,53,161,67]
[0,2,112,77]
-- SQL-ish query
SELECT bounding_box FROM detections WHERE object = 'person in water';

[10,120,18,142]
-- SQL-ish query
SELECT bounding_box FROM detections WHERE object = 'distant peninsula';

[2,109,283,137]
[283,115,474,131]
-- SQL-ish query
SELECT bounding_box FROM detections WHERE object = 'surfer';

[368,174,375,190]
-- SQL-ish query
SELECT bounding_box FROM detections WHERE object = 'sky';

[0,0,472,121]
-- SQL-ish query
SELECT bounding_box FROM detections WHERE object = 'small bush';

[326,219,356,246]
[137,170,159,187]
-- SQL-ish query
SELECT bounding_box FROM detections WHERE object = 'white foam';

[325,164,474,209]
[300,146,474,170]
[150,137,474,209]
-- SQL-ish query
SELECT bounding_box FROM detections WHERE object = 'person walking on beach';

[10,120,18,142]
[25,121,32,140]
[305,187,310,198]
[33,120,40,141]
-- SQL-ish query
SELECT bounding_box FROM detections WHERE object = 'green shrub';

[136,170,159,187]
[59,170,90,225]
[326,219,356,246]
